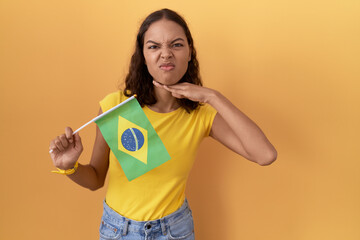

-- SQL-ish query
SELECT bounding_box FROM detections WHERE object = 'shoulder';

[191,103,217,137]
[193,103,218,126]
[99,90,128,112]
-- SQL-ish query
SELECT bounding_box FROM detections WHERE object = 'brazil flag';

[94,96,171,181]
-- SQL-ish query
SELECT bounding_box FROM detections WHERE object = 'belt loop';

[122,219,129,236]
[160,219,167,235]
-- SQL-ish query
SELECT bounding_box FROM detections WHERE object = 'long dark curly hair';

[123,8,202,113]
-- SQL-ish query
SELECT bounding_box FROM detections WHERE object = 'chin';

[156,78,180,86]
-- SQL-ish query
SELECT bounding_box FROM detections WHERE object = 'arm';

[49,108,110,190]
[153,81,277,166]
[208,92,277,165]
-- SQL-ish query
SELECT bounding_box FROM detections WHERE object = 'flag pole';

[73,95,136,134]
[49,95,136,154]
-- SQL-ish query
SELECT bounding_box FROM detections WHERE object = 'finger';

[153,81,170,92]
[164,86,191,96]
[171,93,185,99]
[166,87,187,96]
[162,84,173,91]
[49,141,59,165]
[49,140,59,154]
[153,81,189,98]
[65,127,74,143]
[152,80,163,88]
[153,80,168,89]
[55,136,65,151]
[59,134,69,148]
[165,82,189,90]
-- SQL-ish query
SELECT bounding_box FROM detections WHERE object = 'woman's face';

[143,19,191,86]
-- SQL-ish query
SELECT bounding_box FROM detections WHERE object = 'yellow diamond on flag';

[95,96,171,181]
[118,115,148,164]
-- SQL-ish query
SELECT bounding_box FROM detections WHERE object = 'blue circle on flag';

[121,128,144,152]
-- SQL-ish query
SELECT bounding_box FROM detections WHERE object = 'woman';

[49,8,277,240]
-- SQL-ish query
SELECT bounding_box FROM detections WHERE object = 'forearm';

[67,163,105,191]
[154,81,277,163]
[207,91,277,163]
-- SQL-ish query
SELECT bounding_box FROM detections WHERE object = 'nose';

[160,47,173,60]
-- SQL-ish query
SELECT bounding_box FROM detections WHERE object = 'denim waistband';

[102,199,191,236]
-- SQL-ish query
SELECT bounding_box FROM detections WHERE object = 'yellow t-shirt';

[99,91,217,221]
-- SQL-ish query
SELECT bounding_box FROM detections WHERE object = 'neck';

[148,87,180,113]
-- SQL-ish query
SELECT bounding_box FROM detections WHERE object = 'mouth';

[159,63,175,71]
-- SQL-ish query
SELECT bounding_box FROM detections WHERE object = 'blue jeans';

[99,199,195,240]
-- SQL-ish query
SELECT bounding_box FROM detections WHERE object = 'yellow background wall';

[1,0,359,239]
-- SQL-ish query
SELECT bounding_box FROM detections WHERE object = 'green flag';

[95,96,171,181]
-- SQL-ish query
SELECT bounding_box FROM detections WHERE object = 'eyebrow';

[145,38,185,45]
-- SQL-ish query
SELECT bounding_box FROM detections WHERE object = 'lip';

[159,63,175,71]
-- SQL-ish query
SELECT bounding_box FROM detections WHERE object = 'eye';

[148,45,158,49]
[172,43,183,48]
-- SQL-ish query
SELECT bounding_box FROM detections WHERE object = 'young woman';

[49,8,277,240]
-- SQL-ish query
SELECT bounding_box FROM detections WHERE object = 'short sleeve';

[99,91,127,112]
[199,104,217,137]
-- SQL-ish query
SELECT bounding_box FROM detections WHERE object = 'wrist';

[51,162,79,175]
[205,89,220,105]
